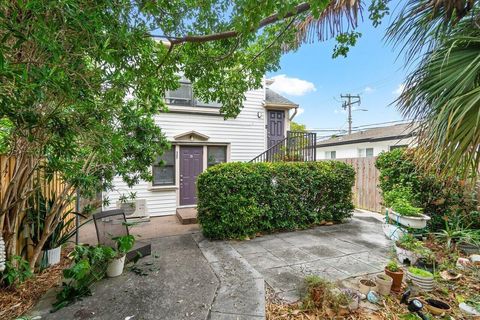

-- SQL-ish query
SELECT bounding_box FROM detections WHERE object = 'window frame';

[207,145,227,167]
[152,147,176,186]
[325,151,336,159]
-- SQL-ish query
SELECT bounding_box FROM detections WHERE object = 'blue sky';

[267,11,409,131]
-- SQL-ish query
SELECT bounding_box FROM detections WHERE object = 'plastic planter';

[407,270,434,292]
[44,246,61,267]
[385,267,404,292]
[107,255,126,277]
[386,208,431,229]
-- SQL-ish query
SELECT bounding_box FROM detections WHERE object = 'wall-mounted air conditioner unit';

[116,199,149,221]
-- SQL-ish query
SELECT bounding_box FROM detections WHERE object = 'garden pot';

[386,208,431,229]
[470,254,480,266]
[385,267,404,292]
[395,244,419,265]
[459,302,480,316]
[382,223,405,241]
[107,255,125,277]
[44,246,61,267]
[358,278,377,295]
[375,274,393,296]
[424,299,450,316]
[406,270,434,292]
[340,289,360,311]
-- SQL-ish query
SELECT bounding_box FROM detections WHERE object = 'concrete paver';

[197,210,393,305]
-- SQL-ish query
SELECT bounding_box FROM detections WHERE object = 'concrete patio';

[196,210,391,306]
[31,210,391,320]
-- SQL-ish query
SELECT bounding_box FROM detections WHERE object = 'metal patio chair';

[93,209,151,262]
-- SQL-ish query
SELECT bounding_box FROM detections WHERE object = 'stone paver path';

[198,210,392,308]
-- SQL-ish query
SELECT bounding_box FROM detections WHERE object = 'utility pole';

[341,94,361,134]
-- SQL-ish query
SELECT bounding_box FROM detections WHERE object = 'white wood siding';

[104,88,267,216]
[316,136,415,160]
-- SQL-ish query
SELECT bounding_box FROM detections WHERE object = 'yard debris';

[267,238,480,320]
[0,249,71,320]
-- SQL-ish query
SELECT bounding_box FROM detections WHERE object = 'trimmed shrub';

[197,161,355,239]
[375,149,478,231]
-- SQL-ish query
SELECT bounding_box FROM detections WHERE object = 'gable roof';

[316,123,418,148]
[265,88,298,107]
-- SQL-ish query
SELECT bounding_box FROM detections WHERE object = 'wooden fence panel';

[0,155,76,258]
[322,157,383,212]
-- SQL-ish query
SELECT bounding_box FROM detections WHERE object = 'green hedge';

[197,161,355,239]
[375,148,478,231]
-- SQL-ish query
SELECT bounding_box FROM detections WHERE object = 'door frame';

[178,146,204,207]
[266,109,287,148]
[174,142,231,208]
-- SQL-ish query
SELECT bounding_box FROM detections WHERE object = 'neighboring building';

[316,123,417,160]
[103,80,299,217]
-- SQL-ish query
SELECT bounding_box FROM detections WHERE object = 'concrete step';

[176,207,198,225]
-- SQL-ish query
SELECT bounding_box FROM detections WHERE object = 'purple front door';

[180,146,203,206]
[267,110,285,148]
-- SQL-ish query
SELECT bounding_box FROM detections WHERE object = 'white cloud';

[364,86,374,93]
[269,74,316,96]
[393,83,405,95]
[296,108,305,116]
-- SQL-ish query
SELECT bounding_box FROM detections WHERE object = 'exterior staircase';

[250,131,317,163]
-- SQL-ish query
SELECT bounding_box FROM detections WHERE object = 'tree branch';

[166,2,311,45]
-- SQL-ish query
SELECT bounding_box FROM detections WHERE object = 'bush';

[376,149,478,231]
[197,161,355,239]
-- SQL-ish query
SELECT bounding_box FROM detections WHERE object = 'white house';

[316,123,417,160]
[103,80,299,217]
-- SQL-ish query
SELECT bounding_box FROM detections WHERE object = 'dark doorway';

[267,110,285,148]
[179,146,203,206]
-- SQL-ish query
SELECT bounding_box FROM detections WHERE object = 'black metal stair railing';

[250,131,317,163]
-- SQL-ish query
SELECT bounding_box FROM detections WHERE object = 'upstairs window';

[325,151,336,159]
[358,148,374,158]
[152,148,175,186]
[207,146,227,167]
[165,78,221,108]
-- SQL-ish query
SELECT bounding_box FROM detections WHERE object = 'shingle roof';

[265,88,298,106]
[316,122,418,147]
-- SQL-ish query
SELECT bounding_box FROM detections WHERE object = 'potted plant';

[407,267,434,292]
[385,260,404,292]
[383,187,431,229]
[375,273,393,296]
[106,234,135,277]
[395,234,425,265]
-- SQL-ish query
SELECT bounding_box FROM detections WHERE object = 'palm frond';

[386,0,477,64]
[398,22,480,180]
[292,0,363,48]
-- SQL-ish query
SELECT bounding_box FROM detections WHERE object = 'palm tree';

[386,0,480,181]
[294,0,479,181]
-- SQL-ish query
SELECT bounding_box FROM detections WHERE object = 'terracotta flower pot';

[385,267,404,292]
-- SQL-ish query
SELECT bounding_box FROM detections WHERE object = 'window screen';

[152,149,175,186]
[207,146,227,167]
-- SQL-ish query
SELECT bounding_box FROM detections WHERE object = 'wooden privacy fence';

[328,157,383,212]
[0,155,76,258]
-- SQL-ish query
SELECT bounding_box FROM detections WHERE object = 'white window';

[165,78,221,108]
[325,151,336,159]
[207,146,227,167]
[358,148,374,158]
[152,148,176,186]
